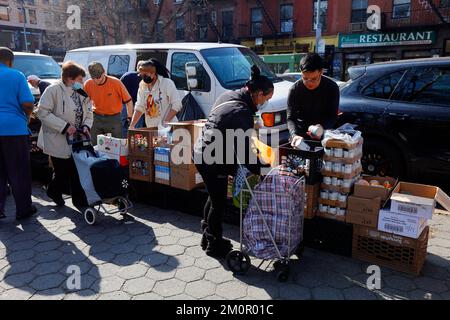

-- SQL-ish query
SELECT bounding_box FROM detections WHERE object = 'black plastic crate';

[279,140,324,185]
[303,216,354,257]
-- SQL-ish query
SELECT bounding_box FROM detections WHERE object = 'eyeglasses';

[302,76,321,84]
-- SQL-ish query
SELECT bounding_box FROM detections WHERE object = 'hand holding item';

[291,135,303,148]
[308,124,324,140]
[67,125,77,136]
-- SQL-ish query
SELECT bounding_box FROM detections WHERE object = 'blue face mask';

[72,82,83,91]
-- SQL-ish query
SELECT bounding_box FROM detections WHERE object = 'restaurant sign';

[339,31,435,48]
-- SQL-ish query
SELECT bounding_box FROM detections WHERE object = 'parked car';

[338,57,450,189]
[278,72,347,87]
[64,43,294,144]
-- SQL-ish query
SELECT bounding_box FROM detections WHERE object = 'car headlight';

[261,111,285,127]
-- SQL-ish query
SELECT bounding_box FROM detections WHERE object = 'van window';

[13,55,61,79]
[136,51,168,69]
[108,55,130,78]
[171,52,207,91]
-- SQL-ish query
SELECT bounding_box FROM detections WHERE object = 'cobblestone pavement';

[0,185,449,300]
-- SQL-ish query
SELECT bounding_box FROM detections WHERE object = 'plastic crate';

[352,225,429,275]
[129,155,154,182]
[128,128,159,157]
[303,216,354,257]
[279,140,324,185]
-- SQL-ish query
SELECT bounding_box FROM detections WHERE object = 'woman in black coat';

[193,66,274,258]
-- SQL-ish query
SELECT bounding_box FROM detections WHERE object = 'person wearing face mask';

[36,61,93,209]
[287,53,340,148]
[0,47,37,220]
[129,59,182,131]
[84,62,133,145]
[193,65,274,259]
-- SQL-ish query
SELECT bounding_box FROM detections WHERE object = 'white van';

[64,43,292,143]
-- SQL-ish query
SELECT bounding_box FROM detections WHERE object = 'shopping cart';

[226,164,305,282]
[68,131,133,225]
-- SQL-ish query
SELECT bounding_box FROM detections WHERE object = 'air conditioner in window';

[153,0,160,4]
[351,23,365,32]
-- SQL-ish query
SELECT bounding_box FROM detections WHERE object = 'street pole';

[315,0,321,54]
[20,0,29,52]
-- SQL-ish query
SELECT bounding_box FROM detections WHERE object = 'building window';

[28,9,37,24]
[251,8,263,36]
[108,55,130,79]
[156,20,164,42]
[197,14,208,41]
[176,16,185,41]
[280,4,294,33]
[392,0,411,19]
[441,0,450,7]
[222,11,233,39]
[313,0,327,31]
[351,0,368,23]
[141,21,149,34]
[0,6,9,21]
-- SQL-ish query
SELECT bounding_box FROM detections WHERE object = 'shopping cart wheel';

[226,250,251,275]
[84,208,97,226]
[274,260,290,282]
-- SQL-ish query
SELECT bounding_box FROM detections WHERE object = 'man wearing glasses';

[287,53,340,147]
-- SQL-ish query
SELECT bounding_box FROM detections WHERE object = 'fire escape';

[424,0,449,24]
[191,0,222,42]
[255,0,278,37]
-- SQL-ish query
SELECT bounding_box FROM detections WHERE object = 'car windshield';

[13,55,61,79]
[201,47,281,90]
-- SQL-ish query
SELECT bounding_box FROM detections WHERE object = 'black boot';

[205,236,234,259]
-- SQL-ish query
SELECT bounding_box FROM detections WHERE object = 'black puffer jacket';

[194,89,263,175]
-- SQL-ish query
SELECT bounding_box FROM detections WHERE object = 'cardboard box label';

[378,209,428,239]
[346,210,378,228]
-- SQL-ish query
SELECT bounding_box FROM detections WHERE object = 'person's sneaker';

[16,205,37,221]
[46,187,65,207]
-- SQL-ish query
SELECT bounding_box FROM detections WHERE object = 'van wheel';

[362,138,405,178]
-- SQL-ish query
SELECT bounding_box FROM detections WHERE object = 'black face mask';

[142,75,154,84]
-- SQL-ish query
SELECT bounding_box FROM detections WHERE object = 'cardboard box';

[154,147,171,167]
[154,165,170,185]
[346,210,378,228]
[170,164,204,191]
[347,196,381,215]
[378,209,428,239]
[128,128,159,157]
[169,120,206,147]
[97,135,129,166]
[390,182,438,220]
[129,156,154,182]
[353,175,397,202]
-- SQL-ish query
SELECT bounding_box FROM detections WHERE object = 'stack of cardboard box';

[168,121,206,191]
[350,180,450,275]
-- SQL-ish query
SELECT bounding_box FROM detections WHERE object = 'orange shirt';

[85,76,132,115]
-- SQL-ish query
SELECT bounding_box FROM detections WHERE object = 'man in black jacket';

[287,53,340,147]
[193,66,273,258]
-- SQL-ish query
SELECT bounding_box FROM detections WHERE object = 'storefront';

[260,53,306,73]
[337,29,439,80]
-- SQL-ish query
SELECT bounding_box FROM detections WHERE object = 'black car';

[338,57,450,189]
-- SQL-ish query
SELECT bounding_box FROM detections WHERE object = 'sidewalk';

[0,184,449,300]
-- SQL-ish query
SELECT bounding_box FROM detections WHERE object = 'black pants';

[48,156,88,208]
[196,164,229,240]
[0,136,33,217]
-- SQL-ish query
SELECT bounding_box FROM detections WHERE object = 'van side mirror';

[186,66,197,77]
[187,79,198,89]
[185,61,210,92]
